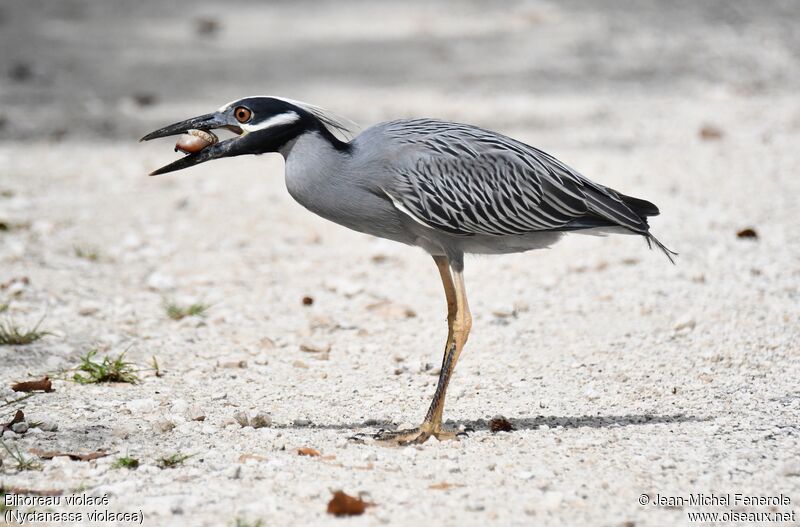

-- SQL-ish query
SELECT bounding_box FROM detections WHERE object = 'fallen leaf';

[326,490,372,516]
[30,448,112,461]
[489,416,515,433]
[428,482,465,490]
[736,228,758,239]
[297,447,320,457]
[12,376,53,393]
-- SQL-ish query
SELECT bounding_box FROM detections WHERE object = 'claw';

[374,425,459,446]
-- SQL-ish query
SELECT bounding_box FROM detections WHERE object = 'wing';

[382,119,652,237]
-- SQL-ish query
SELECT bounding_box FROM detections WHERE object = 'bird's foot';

[374,425,458,446]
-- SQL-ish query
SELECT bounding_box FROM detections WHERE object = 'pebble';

[127,398,157,413]
[674,315,697,332]
[78,301,101,316]
[38,420,58,432]
[250,412,272,429]
[233,411,250,428]
[299,342,331,354]
[211,392,227,401]
[217,356,248,369]
[188,405,206,422]
[171,399,189,415]
[11,422,29,434]
[146,272,175,291]
[153,419,175,433]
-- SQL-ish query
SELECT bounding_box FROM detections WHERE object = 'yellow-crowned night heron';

[142,96,675,445]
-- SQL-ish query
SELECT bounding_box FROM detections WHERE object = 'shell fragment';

[175,129,218,154]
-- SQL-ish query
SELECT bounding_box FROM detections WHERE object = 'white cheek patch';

[241,111,301,133]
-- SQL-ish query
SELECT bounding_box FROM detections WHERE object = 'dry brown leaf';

[428,482,465,490]
[326,490,372,516]
[297,447,320,457]
[12,376,53,393]
[30,448,112,461]
[736,228,758,239]
[489,416,515,433]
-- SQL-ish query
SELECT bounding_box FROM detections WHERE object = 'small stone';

[300,342,331,354]
[78,302,101,316]
[11,422,28,434]
[293,360,309,369]
[674,316,696,332]
[146,272,174,291]
[699,124,723,140]
[38,421,58,432]
[217,356,248,369]
[153,419,175,433]
[188,405,206,422]
[211,392,227,401]
[258,337,276,350]
[170,399,189,415]
[583,385,600,400]
[233,411,250,428]
[250,412,272,429]
[127,398,157,413]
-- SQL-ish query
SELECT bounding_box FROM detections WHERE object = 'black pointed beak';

[140,112,227,142]
[140,112,243,176]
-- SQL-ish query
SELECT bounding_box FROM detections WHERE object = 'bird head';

[140,96,355,176]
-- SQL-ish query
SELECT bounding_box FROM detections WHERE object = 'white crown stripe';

[241,111,301,132]
[219,96,359,141]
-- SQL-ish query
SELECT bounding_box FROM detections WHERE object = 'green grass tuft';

[112,456,140,470]
[158,452,194,469]
[164,301,209,321]
[0,438,42,471]
[73,245,100,262]
[73,350,139,384]
[0,318,49,346]
[234,519,265,527]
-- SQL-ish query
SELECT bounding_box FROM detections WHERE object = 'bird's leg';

[377,257,471,445]
[434,255,458,367]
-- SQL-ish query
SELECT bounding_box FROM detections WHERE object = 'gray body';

[281,118,668,265]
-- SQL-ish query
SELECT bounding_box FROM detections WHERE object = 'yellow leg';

[377,257,472,445]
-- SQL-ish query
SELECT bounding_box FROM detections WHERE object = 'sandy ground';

[2,1,800,526]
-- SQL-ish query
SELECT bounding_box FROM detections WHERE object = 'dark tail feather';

[646,233,677,264]
[619,193,660,217]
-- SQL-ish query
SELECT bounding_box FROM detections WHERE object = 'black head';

[140,96,354,175]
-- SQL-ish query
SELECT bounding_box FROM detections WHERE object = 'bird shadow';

[274,413,705,433]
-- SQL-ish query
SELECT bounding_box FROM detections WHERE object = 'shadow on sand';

[274,413,705,433]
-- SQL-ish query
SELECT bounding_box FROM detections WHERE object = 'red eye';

[234,106,252,123]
